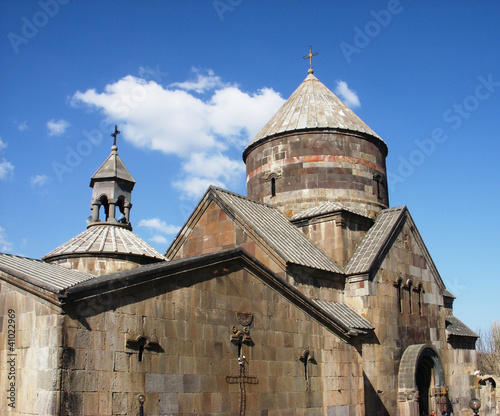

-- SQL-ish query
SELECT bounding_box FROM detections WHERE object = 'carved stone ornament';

[263,170,283,182]
[398,390,419,402]
[236,312,254,327]
[230,325,253,345]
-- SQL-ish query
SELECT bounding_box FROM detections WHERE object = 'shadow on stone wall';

[364,371,390,415]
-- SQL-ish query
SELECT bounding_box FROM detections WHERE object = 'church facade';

[0,65,483,416]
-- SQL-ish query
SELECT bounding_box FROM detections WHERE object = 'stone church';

[0,62,486,416]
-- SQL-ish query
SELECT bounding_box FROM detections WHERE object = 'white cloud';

[0,159,14,180]
[0,226,13,252]
[170,68,226,93]
[335,80,361,109]
[0,137,7,151]
[16,120,29,131]
[174,152,245,199]
[150,235,168,244]
[71,70,285,199]
[47,119,70,136]
[138,218,180,235]
[30,174,49,187]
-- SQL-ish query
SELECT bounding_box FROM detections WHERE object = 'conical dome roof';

[43,224,165,262]
[244,73,384,158]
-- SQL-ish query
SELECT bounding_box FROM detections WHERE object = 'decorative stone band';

[247,154,385,182]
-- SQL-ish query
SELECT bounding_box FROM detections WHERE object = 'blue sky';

[1,1,499,332]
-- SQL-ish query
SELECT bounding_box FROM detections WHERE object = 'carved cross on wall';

[226,358,259,416]
[126,335,163,362]
[299,349,316,391]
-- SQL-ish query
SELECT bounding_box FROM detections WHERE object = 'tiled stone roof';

[445,316,479,338]
[211,187,344,274]
[345,206,406,275]
[291,201,371,221]
[43,224,165,261]
[0,253,94,293]
[311,299,374,331]
[246,73,383,151]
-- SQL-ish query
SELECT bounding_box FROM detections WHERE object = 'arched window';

[271,177,276,197]
[396,278,403,313]
[99,195,109,221]
[116,196,126,223]
[417,283,423,316]
[407,280,413,314]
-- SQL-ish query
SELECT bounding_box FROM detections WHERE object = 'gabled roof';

[244,73,385,158]
[345,206,406,275]
[445,316,479,338]
[291,201,371,221]
[90,145,135,187]
[0,247,369,338]
[42,224,166,262]
[62,247,368,338]
[168,186,343,274]
[0,253,94,293]
[345,206,446,290]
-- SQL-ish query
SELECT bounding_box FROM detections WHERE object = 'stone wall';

[245,131,389,218]
[60,265,364,416]
[0,280,63,415]
[293,211,373,268]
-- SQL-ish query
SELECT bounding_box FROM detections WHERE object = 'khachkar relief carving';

[226,313,258,416]
[299,349,316,391]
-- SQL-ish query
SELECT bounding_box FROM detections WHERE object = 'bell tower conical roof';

[90,144,136,187]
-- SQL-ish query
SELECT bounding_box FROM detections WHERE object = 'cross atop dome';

[303,45,318,74]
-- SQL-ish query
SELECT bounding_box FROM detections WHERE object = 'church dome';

[244,70,389,218]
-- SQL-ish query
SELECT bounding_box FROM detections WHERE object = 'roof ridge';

[291,200,372,221]
[208,185,276,209]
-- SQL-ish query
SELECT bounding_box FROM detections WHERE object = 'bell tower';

[88,125,135,229]
[43,125,165,275]
[243,50,389,219]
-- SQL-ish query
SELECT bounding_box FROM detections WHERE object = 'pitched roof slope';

[445,316,479,338]
[0,253,94,293]
[90,145,135,186]
[208,187,344,274]
[345,206,406,275]
[245,73,383,153]
[312,299,374,331]
[43,224,166,261]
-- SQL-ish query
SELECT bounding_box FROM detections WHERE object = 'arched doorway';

[398,344,446,416]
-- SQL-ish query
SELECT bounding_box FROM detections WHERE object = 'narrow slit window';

[417,284,423,316]
[408,281,413,314]
[271,177,276,197]
[396,279,403,313]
